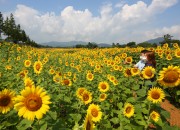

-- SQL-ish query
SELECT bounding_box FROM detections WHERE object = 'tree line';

[111,34,180,48]
[0,12,41,47]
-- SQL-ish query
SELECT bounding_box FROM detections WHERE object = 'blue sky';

[0,0,180,44]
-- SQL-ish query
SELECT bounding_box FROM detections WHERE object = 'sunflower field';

[0,42,180,130]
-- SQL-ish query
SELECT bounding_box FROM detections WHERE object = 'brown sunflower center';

[126,69,131,76]
[151,92,160,100]
[20,72,25,78]
[151,113,156,119]
[26,61,30,65]
[110,77,115,81]
[91,108,98,117]
[83,94,89,101]
[88,74,93,79]
[100,94,105,99]
[101,84,107,90]
[163,71,179,83]
[36,64,41,71]
[145,69,153,76]
[25,94,42,111]
[126,106,131,114]
[127,58,131,62]
[63,79,70,85]
[133,68,138,73]
[0,95,11,106]
[50,70,54,73]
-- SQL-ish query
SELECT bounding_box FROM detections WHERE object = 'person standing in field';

[134,49,149,71]
[143,51,156,69]
[143,50,156,89]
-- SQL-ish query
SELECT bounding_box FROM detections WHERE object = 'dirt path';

[160,99,180,127]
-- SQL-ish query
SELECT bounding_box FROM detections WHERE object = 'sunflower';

[157,65,180,87]
[65,61,69,66]
[123,68,132,77]
[14,86,51,120]
[24,77,35,88]
[99,93,107,102]
[62,79,72,87]
[86,72,94,81]
[163,43,168,48]
[108,75,116,82]
[123,103,134,118]
[24,60,31,67]
[95,65,101,70]
[110,61,115,66]
[81,90,92,105]
[53,74,62,83]
[131,67,140,76]
[147,87,165,103]
[17,47,21,51]
[18,71,27,79]
[121,53,127,58]
[118,66,123,71]
[17,56,21,61]
[76,87,87,99]
[125,56,133,64]
[174,49,180,58]
[43,57,48,64]
[98,81,109,93]
[113,79,119,86]
[150,111,160,122]
[83,114,94,130]
[166,54,172,60]
[5,65,12,70]
[87,104,102,122]
[49,69,55,75]
[33,61,43,74]
[73,75,77,82]
[173,43,179,48]
[113,65,119,71]
[70,63,74,67]
[141,66,155,79]
[0,89,16,114]
[67,71,72,76]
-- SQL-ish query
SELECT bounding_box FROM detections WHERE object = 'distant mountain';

[41,41,112,47]
[98,43,112,47]
[144,37,164,44]
[41,41,88,47]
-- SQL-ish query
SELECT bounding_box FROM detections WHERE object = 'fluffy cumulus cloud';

[11,0,178,44]
[145,25,180,39]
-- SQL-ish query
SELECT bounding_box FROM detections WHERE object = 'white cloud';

[145,25,180,39]
[115,1,126,8]
[9,0,179,44]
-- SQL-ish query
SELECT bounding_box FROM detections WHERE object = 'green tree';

[164,34,173,43]
[112,43,116,47]
[127,41,136,47]
[137,42,153,47]
[3,17,11,38]
[86,42,98,49]
[0,12,3,39]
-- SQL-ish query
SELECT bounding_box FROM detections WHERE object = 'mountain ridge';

[40,37,169,47]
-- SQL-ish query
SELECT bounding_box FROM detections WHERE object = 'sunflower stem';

[37,119,40,130]
[144,102,151,130]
